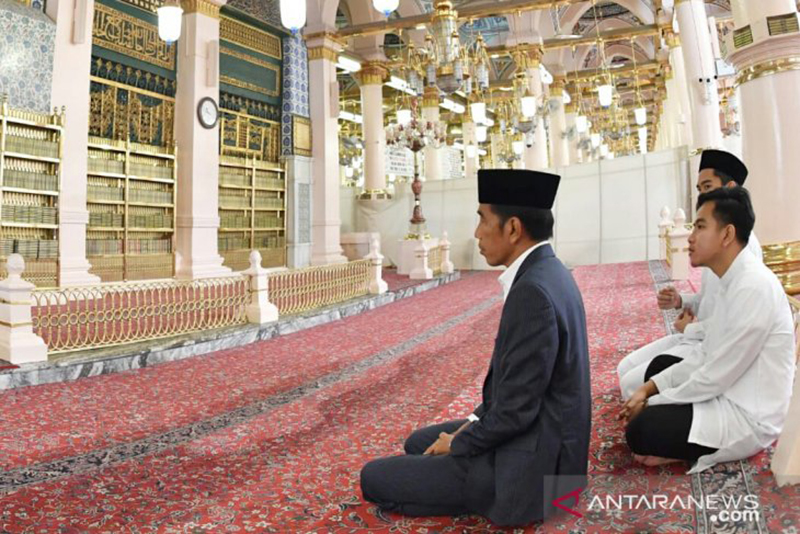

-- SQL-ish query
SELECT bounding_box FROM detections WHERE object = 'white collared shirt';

[498,241,550,302]
[648,247,796,473]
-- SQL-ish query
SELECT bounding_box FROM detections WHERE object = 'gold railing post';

[410,236,433,280]
[439,231,455,275]
[244,250,279,324]
[0,254,48,364]
[364,236,388,295]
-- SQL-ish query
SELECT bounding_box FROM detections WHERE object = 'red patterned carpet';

[0,262,797,533]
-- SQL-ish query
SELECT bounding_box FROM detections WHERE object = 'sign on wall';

[385,145,414,177]
[440,146,464,181]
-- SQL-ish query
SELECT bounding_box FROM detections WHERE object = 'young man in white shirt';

[620,186,795,472]
[617,150,762,400]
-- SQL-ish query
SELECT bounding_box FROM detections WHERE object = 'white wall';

[340,146,691,270]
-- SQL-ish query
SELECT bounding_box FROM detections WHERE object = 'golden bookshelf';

[218,155,286,271]
[0,98,63,287]
[86,136,176,282]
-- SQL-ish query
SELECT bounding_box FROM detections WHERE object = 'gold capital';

[308,46,339,63]
[354,62,388,86]
[180,0,221,19]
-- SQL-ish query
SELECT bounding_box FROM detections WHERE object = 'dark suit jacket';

[450,243,591,526]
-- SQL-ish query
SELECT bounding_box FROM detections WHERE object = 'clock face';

[198,97,218,129]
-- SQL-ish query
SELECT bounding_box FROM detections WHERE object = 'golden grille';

[429,244,443,276]
[32,276,249,353]
[268,260,371,316]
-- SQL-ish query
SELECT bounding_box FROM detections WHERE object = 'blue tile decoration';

[281,34,310,155]
[0,0,56,112]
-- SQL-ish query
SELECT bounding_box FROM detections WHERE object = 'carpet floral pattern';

[0,262,797,533]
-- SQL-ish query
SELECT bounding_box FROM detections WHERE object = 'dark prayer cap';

[478,169,560,209]
[699,149,748,185]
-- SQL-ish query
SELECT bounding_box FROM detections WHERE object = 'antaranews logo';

[544,475,763,528]
[552,488,584,518]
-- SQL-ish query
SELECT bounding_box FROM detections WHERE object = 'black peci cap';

[478,169,561,209]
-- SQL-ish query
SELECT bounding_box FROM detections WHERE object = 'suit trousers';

[360,419,472,517]
[625,355,719,461]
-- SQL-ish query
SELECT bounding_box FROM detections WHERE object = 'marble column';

[548,80,570,168]
[662,27,694,149]
[174,0,231,279]
[422,86,442,181]
[307,33,347,265]
[675,0,724,150]
[727,0,800,244]
[46,0,100,286]
[354,61,390,199]
[522,45,549,170]
[564,103,579,165]
[462,120,478,180]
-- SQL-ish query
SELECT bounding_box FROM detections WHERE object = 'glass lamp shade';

[512,140,524,155]
[372,0,399,16]
[600,144,609,157]
[475,125,487,143]
[397,109,412,126]
[465,145,477,158]
[590,133,601,148]
[436,73,462,94]
[157,3,183,44]
[562,90,572,104]
[520,95,537,118]
[597,84,613,107]
[280,0,306,33]
[634,107,647,126]
[575,115,588,133]
[345,166,354,178]
[470,102,486,124]
[353,157,362,170]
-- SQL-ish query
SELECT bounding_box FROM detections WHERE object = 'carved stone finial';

[673,208,687,226]
[249,250,263,270]
[6,254,24,279]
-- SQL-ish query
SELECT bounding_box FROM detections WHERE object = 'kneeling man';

[360,170,591,526]
[621,187,795,472]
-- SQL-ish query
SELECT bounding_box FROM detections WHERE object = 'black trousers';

[360,419,472,517]
[625,355,719,461]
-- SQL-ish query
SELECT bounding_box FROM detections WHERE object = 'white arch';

[559,0,655,35]
[575,17,656,68]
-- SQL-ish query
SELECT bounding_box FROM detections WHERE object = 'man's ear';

[722,224,738,247]
[508,217,524,244]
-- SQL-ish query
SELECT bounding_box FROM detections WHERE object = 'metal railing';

[665,234,673,267]
[32,276,250,353]
[789,295,800,364]
[429,243,443,276]
[763,241,800,296]
[268,259,371,316]
[20,258,374,354]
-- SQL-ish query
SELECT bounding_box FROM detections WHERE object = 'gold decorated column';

[353,61,390,200]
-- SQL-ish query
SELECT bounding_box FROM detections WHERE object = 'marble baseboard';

[0,272,461,391]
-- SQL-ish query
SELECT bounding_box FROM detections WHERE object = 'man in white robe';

[620,186,795,471]
[618,150,762,400]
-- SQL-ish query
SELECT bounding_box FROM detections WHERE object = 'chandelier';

[393,1,492,97]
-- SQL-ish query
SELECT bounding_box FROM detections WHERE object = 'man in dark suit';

[360,169,592,526]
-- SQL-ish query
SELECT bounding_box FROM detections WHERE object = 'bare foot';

[633,454,682,467]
